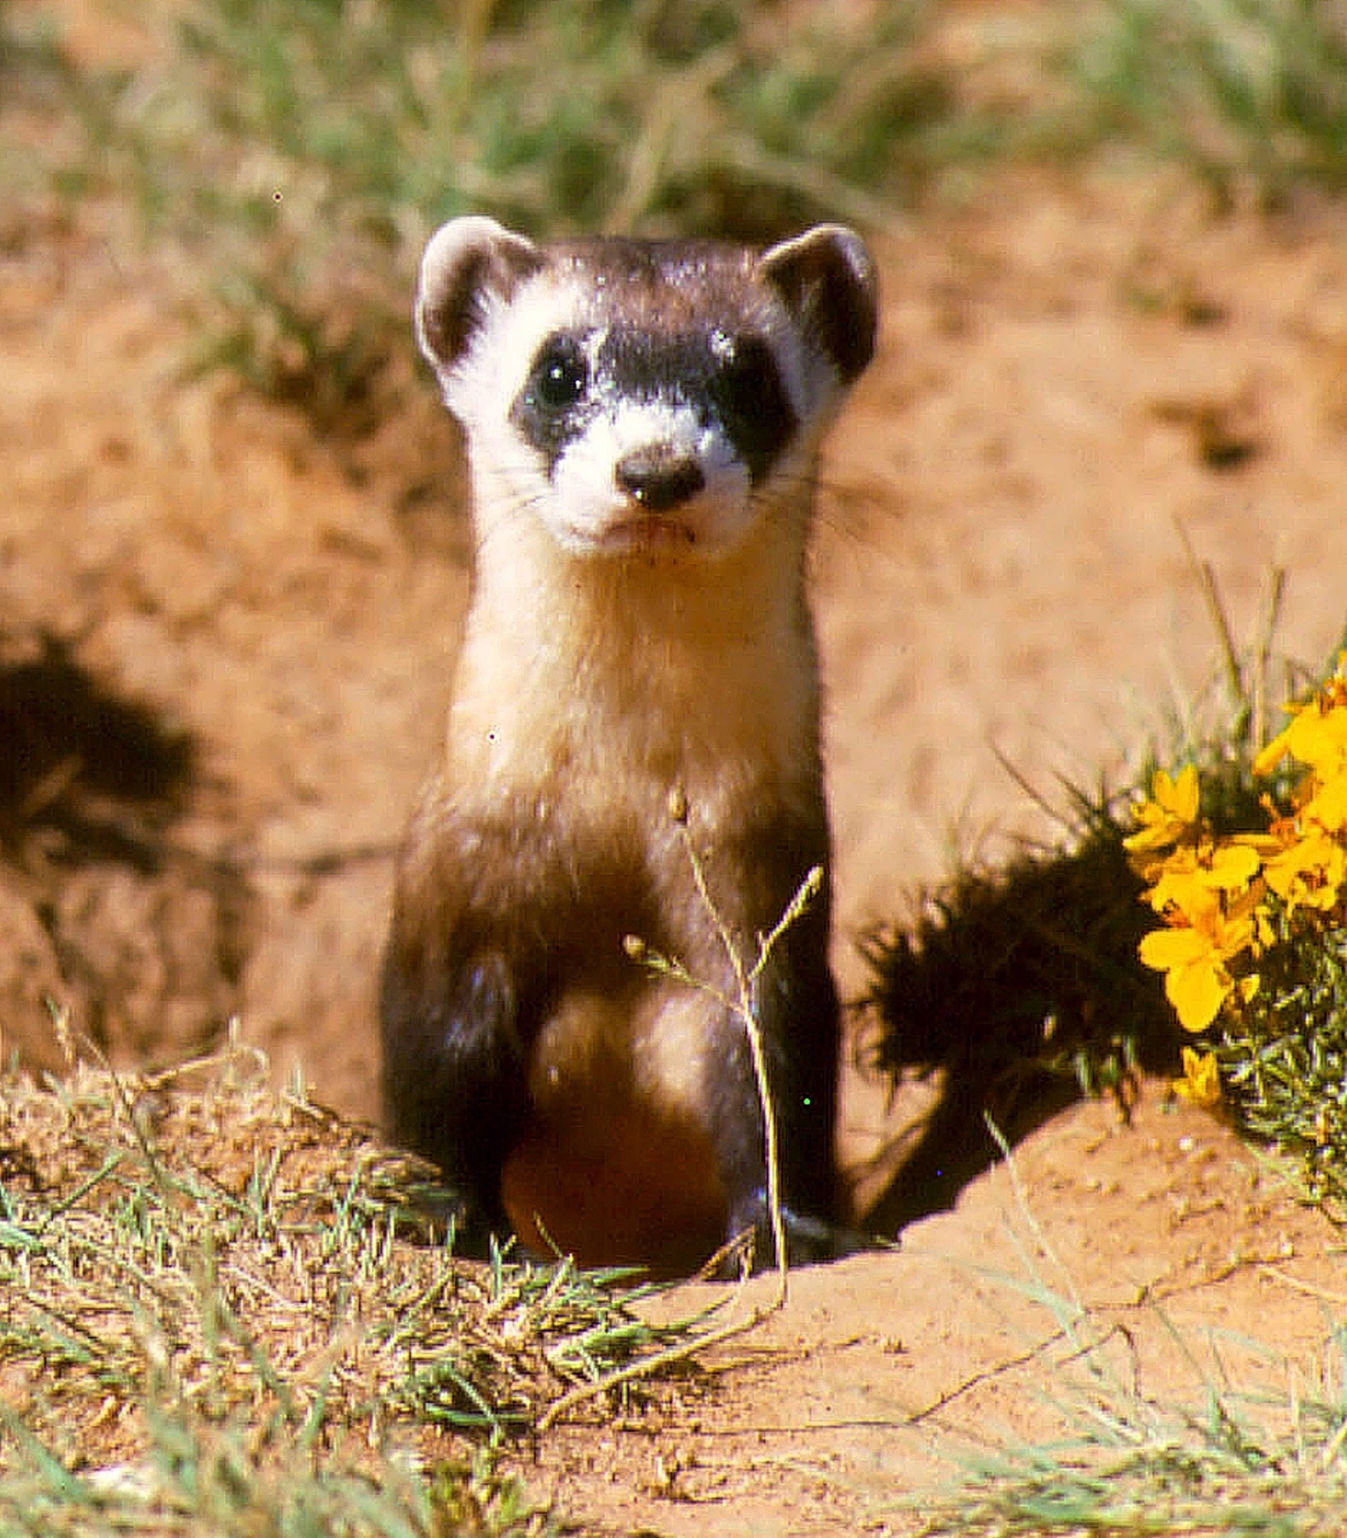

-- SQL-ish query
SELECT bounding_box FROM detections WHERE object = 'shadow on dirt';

[856,813,1181,1235]
[0,633,196,865]
[0,631,255,1063]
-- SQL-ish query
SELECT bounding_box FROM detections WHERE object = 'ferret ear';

[757,224,878,386]
[415,216,544,377]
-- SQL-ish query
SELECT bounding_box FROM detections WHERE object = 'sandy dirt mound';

[535,1086,1339,1535]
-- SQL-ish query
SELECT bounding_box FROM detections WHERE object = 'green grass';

[9,0,1347,425]
[12,1041,1347,1538]
[11,1045,1344,1538]
[1073,0,1347,206]
[84,0,969,240]
[2,0,993,432]
[924,1279,1347,1536]
[1219,916,1347,1216]
[913,1128,1347,1537]
[0,1030,714,1536]
[12,0,1347,427]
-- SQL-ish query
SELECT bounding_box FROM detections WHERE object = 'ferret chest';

[504,969,734,1274]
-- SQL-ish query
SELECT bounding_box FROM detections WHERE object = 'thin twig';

[537,788,818,1429]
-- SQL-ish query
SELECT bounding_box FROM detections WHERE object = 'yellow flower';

[1255,690,1347,780]
[1198,840,1262,891]
[1138,926,1230,1031]
[1300,771,1347,836]
[1261,826,1347,917]
[1138,886,1257,1032]
[1142,844,1201,915]
[1143,840,1260,917]
[1172,1047,1222,1108]
[1231,828,1287,863]
[1292,708,1347,774]
[1124,765,1202,856]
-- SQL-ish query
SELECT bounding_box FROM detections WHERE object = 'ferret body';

[380,216,877,1274]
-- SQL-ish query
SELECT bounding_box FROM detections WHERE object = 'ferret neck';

[468,473,817,668]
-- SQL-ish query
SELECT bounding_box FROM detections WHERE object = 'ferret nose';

[615,447,705,512]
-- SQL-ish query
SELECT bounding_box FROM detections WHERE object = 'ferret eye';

[529,338,589,412]
[712,335,797,475]
[714,336,775,421]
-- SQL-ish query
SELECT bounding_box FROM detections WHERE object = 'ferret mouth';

[592,515,698,555]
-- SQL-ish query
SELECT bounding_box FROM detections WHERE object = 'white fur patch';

[550,400,752,554]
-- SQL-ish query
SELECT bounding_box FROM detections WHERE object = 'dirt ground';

[7,19,1347,1527]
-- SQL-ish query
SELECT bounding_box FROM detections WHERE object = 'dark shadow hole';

[0,634,196,867]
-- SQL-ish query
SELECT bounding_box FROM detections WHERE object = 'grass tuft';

[918,1132,1347,1536]
[926,1311,1347,1535]
[0,1025,711,1534]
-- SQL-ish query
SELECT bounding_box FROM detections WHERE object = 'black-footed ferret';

[380,216,877,1274]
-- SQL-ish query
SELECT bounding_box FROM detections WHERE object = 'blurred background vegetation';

[6,0,1347,433]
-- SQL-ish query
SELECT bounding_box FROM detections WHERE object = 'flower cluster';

[1128,656,1347,1104]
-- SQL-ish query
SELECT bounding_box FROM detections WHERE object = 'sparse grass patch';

[0,1025,714,1535]
[934,1324,1347,1536]
[917,1135,1347,1536]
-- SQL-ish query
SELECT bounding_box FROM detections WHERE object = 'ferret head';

[415,216,877,559]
